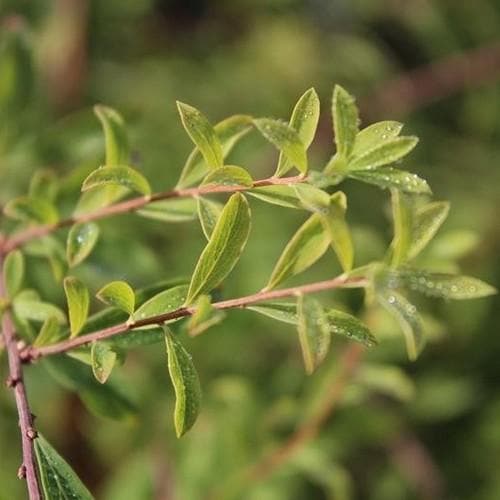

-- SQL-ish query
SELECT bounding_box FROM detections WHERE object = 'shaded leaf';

[201,165,253,188]
[67,222,100,267]
[293,184,331,214]
[13,295,66,324]
[137,198,198,222]
[248,185,302,209]
[34,316,61,347]
[332,85,359,158]
[4,196,58,224]
[91,341,117,384]
[197,197,223,240]
[94,105,129,165]
[390,190,413,267]
[351,121,403,157]
[348,167,431,194]
[97,281,135,315]
[324,309,377,347]
[64,276,89,338]
[247,301,297,324]
[29,169,58,201]
[186,193,251,304]
[3,249,24,298]
[82,166,151,196]
[187,295,225,336]
[164,326,202,437]
[133,285,188,323]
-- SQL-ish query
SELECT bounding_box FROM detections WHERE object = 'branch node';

[5,375,21,388]
[26,427,38,440]
[17,464,26,480]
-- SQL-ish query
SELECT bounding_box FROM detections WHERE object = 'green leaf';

[4,196,59,224]
[293,184,331,214]
[94,105,129,166]
[377,290,424,361]
[186,193,251,304]
[254,118,308,173]
[34,316,61,347]
[29,169,58,201]
[133,285,188,322]
[348,167,431,194]
[82,166,151,196]
[320,192,354,272]
[297,294,331,374]
[64,276,90,338]
[13,295,66,325]
[97,281,135,315]
[91,341,117,384]
[177,114,252,188]
[25,236,67,283]
[390,190,413,267]
[324,309,377,347]
[164,326,202,437]
[35,433,93,500]
[276,88,320,176]
[201,165,253,188]
[248,185,302,209]
[348,136,419,171]
[408,201,449,259]
[266,214,330,290]
[247,301,297,324]
[3,250,24,298]
[67,222,100,267]
[197,197,223,240]
[351,121,403,157]
[187,295,225,336]
[137,198,198,222]
[332,85,359,158]
[177,101,223,170]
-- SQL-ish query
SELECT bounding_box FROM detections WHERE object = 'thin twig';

[22,275,368,361]
[0,254,42,500]
[3,174,306,253]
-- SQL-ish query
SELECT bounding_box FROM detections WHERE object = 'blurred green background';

[1,1,500,499]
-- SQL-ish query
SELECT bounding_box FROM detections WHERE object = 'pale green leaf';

[29,169,58,201]
[137,198,198,222]
[91,341,117,384]
[390,190,413,267]
[348,167,431,194]
[186,193,251,304]
[164,326,202,437]
[248,185,302,209]
[74,185,128,216]
[254,118,308,173]
[351,121,403,157]
[332,85,359,158]
[82,166,151,196]
[133,285,188,323]
[13,297,66,324]
[176,101,223,170]
[266,213,330,290]
[276,87,320,176]
[201,165,253,188]
[177,114,253,188]
[293,184,331,214]
[247,301,297,324]
[3,249,24,298]
[297,294,331,374]
[34,316,61,347]
[348,136,419,171]
[320,192,354,272]
[64,276,90,338]
[187,295,225,336]
[197,197,223,240]
[67,222,100,267]
[97,281,135,315]
[94,105,129,166]
[4,196,58,224]
[35,433,93,500]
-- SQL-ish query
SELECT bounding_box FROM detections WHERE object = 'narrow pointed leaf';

[177,114,252,188]
[351,121,403,157]
[254,118,308,173]
[186,193,251,304]
[164,326,202,437]
[348,136,419,171]
[297,294,331,374]
[320,192,354,272]
[82,166,151,196]
[137,198,198,222]
[34,316,61,347]
[197,197,223,240]
[294,184,331,214]
[97,281,135,315]
[91,341,117,384]
[332,85,359,158]
[377,290,424,361]
[324,309,377,347]
[177,101,223,170]
[348,167,431,194]
[187,295,225,336]
[4,196,58,224]
[266,213,330,290]
[276,88,320,176]
[248,185,302,209]
[94,105,129,166]
[201,165,253,188]
[133,285,188,322]
[64,277,90,338]
[67,222,100,267]
[35,433,93,500]
[3,250,24,298]
[247,301,298,324]
[390,190,413,267]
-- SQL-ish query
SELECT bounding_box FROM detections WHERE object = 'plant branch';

[3,174,307,253]
[0,254,41,500]
[22,274,368,361]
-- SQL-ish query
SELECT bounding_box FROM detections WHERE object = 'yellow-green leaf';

[91,341,117,384]
[94,105,129,166]
[133,285,188,322]
[201,165,253,188]
[187,295,225,336]
[67,222,100,267]
[34,316,61,347]
[294,184,331,214]
[197,197,223,240]
[351,121,403,157]
[97,281,135,315]
[3,249,24,298]
[390,190,413,267]
[137,198,198,222]
[82,166,151,196]
[4,196,59,224]
[29,169,58,201]
[64,276,89,338]
[248,185,302,209]
[247,301,297,324]
[348,167,431,194]
[332,85,359,158]
[13,294,66,325]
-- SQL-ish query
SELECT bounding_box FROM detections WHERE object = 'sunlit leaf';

[3,249,24,298]
[201,165,253,188]
[64,276,89,338]
[254,118,308,173]
[97,281,135,315]
[34,316,61,347]
[35,433,93,500]
[390,189,413,267]
[248,185,302,209]
[186,295,225,336]
[266,213,330,290]
[164,326,201,437]
[137,198,198,222]
[67,222,100,267]
[348,167,431,194]
[82,166,151,196]
[4,196,58,224]
[276,87,320,176]
[293,184,331,214]
[297,294,331,374]
[186,193,251,304]
[177,101,223,170]
[91,341,117,384]
[351,121,403,157]
[197,197,223,240]
[332,85,359,158]
[94,105,129,166]
[133,285,188,323]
